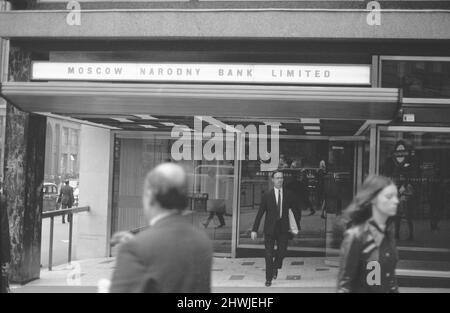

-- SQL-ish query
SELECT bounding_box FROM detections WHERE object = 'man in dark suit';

[251,170,300,287]
[58,180,74,224]
[110,163,213,293]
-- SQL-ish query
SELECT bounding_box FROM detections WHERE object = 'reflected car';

[43,182,59,212]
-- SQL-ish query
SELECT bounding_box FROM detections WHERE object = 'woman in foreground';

[337,175,400,293]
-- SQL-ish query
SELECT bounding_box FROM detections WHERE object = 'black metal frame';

[41,206,90,271]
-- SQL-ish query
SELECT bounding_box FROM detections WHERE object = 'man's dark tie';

[277,189,282,218]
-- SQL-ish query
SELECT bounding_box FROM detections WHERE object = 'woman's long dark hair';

[343,175,395,226]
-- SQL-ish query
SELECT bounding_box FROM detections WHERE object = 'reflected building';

[44,117,81,187]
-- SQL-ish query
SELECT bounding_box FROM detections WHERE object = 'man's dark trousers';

[264,220,289,282]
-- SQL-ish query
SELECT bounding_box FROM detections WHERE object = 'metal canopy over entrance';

[1,82,400,121]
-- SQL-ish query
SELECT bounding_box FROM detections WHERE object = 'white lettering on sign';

[31,62,371,85]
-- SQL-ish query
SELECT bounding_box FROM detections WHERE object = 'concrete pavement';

[10,256,450,293]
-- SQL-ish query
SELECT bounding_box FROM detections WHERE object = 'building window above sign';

[381,59,450,99]
[31,62,371,86]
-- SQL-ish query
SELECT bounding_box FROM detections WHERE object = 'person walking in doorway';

[203,211,226,229]
[251,170,299,287]
[58,180,74,224]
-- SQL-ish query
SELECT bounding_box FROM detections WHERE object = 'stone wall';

[4,44,46,283]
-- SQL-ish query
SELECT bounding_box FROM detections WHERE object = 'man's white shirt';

[274,187,283,218]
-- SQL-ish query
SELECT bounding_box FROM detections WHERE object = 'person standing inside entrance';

[57,180,74,224]
[395,176,414,241]
[251,170,299,287]
[317,160,327,219]
[299,170,314,216]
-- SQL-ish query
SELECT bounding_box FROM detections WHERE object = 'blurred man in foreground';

[110,163,213,293]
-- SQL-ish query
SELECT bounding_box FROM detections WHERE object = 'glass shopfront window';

[381,59,450,99]
[379,129,450,254]
[111,123,363,257]
[112,133,236,255]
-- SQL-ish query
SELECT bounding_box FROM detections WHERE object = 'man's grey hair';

[144,163,188,211]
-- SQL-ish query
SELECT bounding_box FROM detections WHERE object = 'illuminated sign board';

[32,62,371,85]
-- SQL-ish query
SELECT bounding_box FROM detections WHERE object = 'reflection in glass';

[113,135,235,254]
[382,60,450,99]
[379,131,450,250]
[239,139,355,254]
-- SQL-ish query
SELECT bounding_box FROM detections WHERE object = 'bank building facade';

[0,0,449,285]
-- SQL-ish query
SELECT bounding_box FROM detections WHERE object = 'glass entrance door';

[325,141,355,217]
[378,127,450,272]
[324,141,356,260]
[187,158,236,255]
[237,138,359,255]
[112,129,362,257]
[379,129,450,250]
[237,139,327,253]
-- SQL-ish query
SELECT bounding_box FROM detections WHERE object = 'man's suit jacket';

[58,185,74,207]
[252,188,300,236]
[110,213,213,293]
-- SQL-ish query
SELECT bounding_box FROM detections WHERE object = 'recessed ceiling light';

[263,122,282,127]
[139,125,157,129]
[304,126,321,130]
[300,118,320,124]
[134,115,158,120]
[160,122,176,127]
[306,131,321,135]
[220,117,298,124]
[112,118,132,123]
